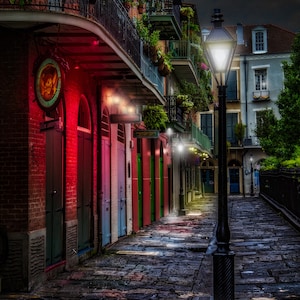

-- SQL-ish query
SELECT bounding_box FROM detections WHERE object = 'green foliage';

[135,14,160,47]
[178,78,213,111]
[276,33,300,158]
[234,123,246,143]
[260,156,282,171]
[255,33,300,168]
[254,109,280,156]
[281,146,300,168]
[180,7,194,18]
[9,0,31,5]
[142,105,169,131]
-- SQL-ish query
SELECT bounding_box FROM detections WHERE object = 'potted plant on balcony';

[142,105,169,131]
[158,52,173,77]
[180,6,194,19]
[135,15,161,64]
[138,0,146,14]
[123,0,134,11]
[234,122,246,146]
[176,94,189,105]
[149,30,161,64]
[180,98,194,113]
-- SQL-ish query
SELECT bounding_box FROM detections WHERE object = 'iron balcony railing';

[149,0,181,24]
[166,95,185,125]
[166,96,212,153]
[140,46,164,95]
[1,0,168,95]
[169,40,201,78]
[0,0,140,66]
[148,0,181,40]
[191,123,212,153]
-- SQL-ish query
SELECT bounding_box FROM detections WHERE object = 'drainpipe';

[243,56,248,139]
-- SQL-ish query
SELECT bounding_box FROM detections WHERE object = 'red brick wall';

[28,40,47,232]
[0,30,30,232]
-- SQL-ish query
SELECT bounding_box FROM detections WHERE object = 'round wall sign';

[35,58,62,110]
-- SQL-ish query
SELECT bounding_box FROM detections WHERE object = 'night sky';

[184,0,300,33]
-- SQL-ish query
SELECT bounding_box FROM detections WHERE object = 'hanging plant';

[135,15,161,64]
[123,0,134,11]
[138,0,146,13]
[180,7,194,19]
[142,105,169,131]
[158,52,173,77]
[176,94,189,105]
[180,99,194,113]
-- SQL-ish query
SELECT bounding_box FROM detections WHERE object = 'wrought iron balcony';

[166,96,185,132]
[169,40,201,84]
[179,123,212,155]
[148,0,182,40]
[0,0,166,103]
[252,90,270,101]
[0,0,141,68]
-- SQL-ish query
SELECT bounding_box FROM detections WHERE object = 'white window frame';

[254,69,267,91]
[252,27,267,54]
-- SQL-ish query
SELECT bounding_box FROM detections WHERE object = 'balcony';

[169,40,201,84]
[0,0,166,104]
[253,90,270,102]
[181,123,212,155]
[148,0,182,40]
[166,96,186,132]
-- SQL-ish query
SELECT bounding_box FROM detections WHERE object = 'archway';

[77,96,92,251]
[228,159,241,194]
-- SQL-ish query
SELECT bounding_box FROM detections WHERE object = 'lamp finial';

[211,8,224,28]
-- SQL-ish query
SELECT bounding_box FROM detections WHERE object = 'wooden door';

[77,130,92,251]
[45,121,64,266]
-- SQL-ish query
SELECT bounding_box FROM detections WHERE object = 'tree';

[254,109,280,157]
[276,33,300,158]
[255,33,300,163]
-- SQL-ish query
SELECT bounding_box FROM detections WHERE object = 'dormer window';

[252,27,267,54]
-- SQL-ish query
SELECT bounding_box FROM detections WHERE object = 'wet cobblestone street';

[1,196,299,299]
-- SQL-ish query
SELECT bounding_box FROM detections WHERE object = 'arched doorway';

[77,96,92,252]
[101,107,111,246]
[228,159,241,194]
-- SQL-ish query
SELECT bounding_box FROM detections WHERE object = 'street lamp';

[250,155,254,196]
[204,8,236,300]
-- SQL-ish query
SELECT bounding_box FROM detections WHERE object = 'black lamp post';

[250,155,254,196]
[204,9,236,300]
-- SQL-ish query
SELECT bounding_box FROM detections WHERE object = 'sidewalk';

[1,196,299,299]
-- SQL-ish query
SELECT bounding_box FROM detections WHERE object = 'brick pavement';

[0,196,299,300]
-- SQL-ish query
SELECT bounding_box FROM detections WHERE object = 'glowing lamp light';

[204,9,236,85]
[177,141,184,152]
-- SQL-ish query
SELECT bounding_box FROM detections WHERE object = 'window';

[252,27,267,54]
[227,70,238,101]
[255,69,267,91]
[226,113,238,146]
[201,114,213,144]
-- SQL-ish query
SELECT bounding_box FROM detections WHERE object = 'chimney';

[236,23,244,45]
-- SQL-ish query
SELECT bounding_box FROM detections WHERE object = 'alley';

[1,196,299,300]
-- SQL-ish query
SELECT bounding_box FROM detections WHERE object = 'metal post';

[213,84,235,300]
[250,159,254,196]
[179,155,185,215]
